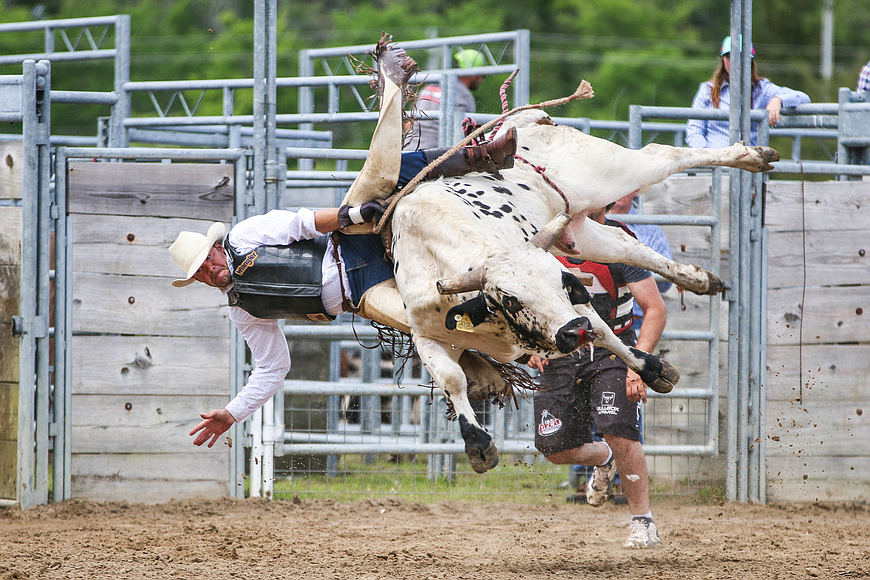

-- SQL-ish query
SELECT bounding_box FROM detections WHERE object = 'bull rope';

[373,78,595,234]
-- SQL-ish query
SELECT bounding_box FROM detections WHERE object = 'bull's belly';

[410,324,525,364]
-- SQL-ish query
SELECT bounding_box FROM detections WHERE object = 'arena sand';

[1,496,868,579]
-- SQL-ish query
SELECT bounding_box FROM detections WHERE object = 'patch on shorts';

[596,391,619,415]
[538,409,562,436]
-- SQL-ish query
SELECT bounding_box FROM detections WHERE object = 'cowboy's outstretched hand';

[190,408,236,447]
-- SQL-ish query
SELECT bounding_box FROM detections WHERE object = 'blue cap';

[720,35,755,58]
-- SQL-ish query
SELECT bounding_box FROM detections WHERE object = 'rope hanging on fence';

[373,78,595,234]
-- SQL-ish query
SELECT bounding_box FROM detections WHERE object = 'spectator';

[857,60,870,92]
[404,48,486,151]
[686,35,810,149]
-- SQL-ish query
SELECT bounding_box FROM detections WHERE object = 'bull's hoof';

[459,415,500,474]
[750,145,780,172]
[467,440,500,474]
[648,359,680,394]
[702,271,726,296]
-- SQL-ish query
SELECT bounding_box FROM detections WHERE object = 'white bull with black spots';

[385,110,779,474]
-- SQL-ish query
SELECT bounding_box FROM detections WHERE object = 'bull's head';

[437,213,596,357]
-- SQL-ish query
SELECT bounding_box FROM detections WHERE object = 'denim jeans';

[398,151,426,187]
[336,233,394,306]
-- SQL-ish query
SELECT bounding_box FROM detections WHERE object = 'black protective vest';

[226,236,335,322]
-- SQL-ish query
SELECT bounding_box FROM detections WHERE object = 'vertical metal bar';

[63,213,73,500]
[628,105,642,150]
[229,157,247,498]
[708,168,722,456]
[737,168,751,503]
[440,73,455,147]
[263,0,278,212]
[52,147,67,503]
[18,60,38,509]
[34,61,51,506]
[759,224,769,504]
[250,407,263,497]
[51,148,68,502]
[513,29,530,107]
[252,0,266,215]
[725,0,742,503]
[297,49,315,174]
[223,87,241,151]
[111,15,131,148]
[262,397,275,499]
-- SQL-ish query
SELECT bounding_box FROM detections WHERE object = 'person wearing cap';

[685,35,810,149]
[172,37,517,449]
[403,48,486,151]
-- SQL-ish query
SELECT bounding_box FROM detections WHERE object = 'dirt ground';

[1,496,868,580]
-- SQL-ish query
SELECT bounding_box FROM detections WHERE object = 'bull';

[365,109,778,474]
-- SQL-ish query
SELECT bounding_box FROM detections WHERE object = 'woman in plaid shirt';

[685,36,810,149]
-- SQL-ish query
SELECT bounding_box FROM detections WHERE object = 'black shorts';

[533,339,641,457]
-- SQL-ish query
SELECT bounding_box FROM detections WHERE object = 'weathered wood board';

[764,179,870,502]
[70,453,230,503]
[72,271,230,337]
[71,394,230,453]
[0,141,24,200]
[72,336,230,396]
[767,230,870,289]
[0,143,21,502]
[69,162,234,503]
[67,161,234,219]
[766,456,870,503]
[764,180,870,232]
[767,286,870,345]
[766,344,870,402]
[71,214,230,277]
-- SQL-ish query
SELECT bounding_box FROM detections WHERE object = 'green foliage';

[0,0,864,138]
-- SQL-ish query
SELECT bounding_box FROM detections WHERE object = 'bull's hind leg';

[639,142,780,174]
[570,218,725,296]
[414,337,499,474]
[573,303,679,394]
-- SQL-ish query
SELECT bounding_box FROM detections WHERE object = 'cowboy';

[171,37,516,448]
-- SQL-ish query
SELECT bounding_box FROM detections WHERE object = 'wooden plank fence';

[67,160,234,503]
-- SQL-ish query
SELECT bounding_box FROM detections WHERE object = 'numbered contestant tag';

[454,313,475,333]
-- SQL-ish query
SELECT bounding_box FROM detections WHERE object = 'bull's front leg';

[414,336,499,474]
[573,303,680,394]
[570,218,725,296]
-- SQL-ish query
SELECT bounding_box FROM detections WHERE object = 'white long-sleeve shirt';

[222,209,351,422]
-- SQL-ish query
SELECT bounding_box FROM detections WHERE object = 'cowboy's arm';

[190,309,290,447]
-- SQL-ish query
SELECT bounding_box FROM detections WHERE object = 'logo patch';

[596,391,619,416]
[234,250,258,275]
[538,409,562,436]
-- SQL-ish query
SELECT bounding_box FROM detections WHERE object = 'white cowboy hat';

[169,222,227,287]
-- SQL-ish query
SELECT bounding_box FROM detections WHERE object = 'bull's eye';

[502,295,523,314]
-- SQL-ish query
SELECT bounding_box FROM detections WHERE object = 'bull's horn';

[529,212,572,251]
[437,267,486,295]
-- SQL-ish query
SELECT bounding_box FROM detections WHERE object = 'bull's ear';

[563,271,591,305]
[445,293,491,330]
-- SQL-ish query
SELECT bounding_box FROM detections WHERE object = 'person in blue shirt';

[686,36,810,149]
[609,191,673,333]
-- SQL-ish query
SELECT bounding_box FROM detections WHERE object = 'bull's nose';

[555,317,592,353]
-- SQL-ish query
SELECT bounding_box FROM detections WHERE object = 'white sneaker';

[585,460,615,507]
[623,518,662,549]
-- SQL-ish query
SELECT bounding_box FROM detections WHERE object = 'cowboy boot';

[423,127,517,178]
[343,37,418,209]
[371,34,418,108]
